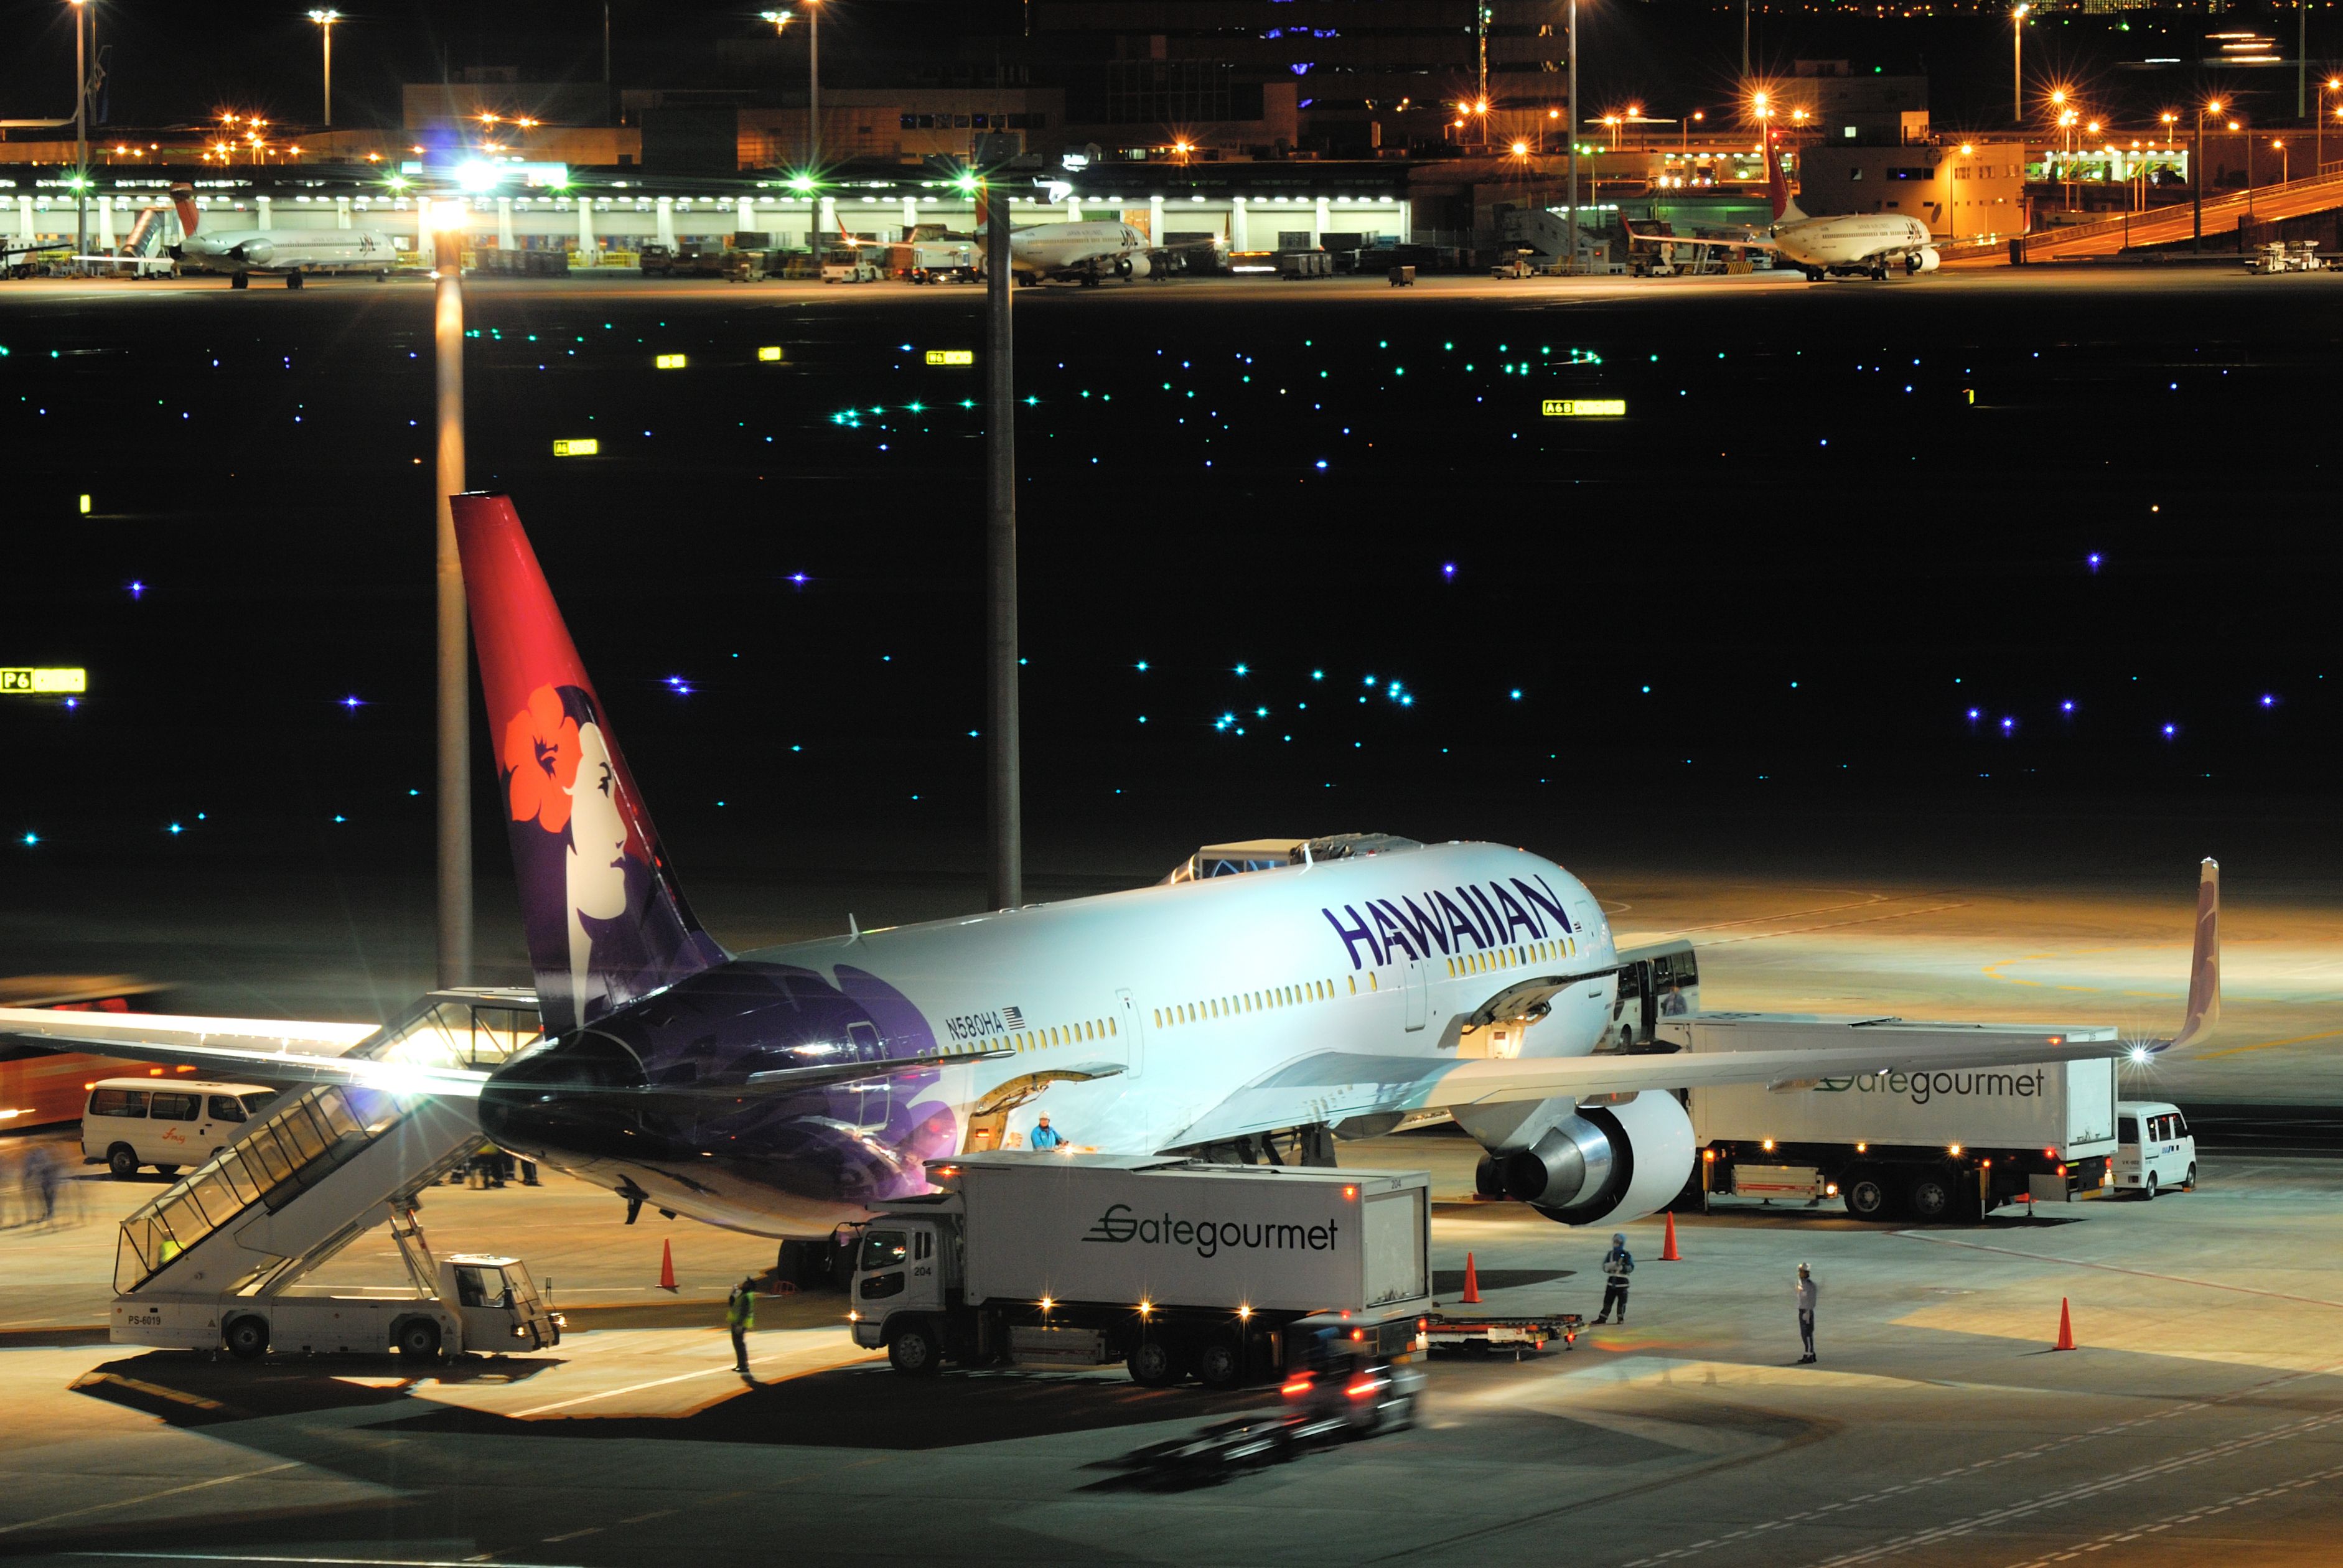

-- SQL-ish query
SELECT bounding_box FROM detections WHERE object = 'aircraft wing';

[1168,856,2220,1149]
[0,1006,485,1096]
[1165,1023,2119,1147]
[0,1006,1013,1102]
[1624,227,1777,253]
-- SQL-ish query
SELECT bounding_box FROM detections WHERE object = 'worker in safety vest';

[726,1277,756,1374]
[1592,1233,1634,1325]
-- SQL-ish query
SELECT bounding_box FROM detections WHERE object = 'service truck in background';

[1673,1015,2122,1221]
[849,1154,1431,1388]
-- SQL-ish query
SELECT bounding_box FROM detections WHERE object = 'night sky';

[2,1,2333,139]
[8,276,2341,935]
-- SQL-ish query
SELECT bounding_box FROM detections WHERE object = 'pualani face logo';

[1083,1202,1342,1259]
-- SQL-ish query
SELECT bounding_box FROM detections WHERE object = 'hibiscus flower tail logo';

[502,683,583,833]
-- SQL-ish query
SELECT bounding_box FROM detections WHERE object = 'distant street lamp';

[2194,98,2222,250]
[307,11,339,129]
[2273,138,2288,185]
[762,3,820,181]
[2012,5,2031,124]
[1683,108,1703,154]
[1602,113,1622,150]
[2057,108,2077,207]
[2323,78,2342,176]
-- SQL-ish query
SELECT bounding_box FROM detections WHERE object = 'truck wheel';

[1907,1172,1955,1221]
[1194,1337,1244,1389]
[224,1316,269,1361]
[887,1318,943,1377]
[2184,1164,2197,1192]
[2142,1173,2158,1202]
[395,1318,443,1361]
[1843,1170,1891,1220]
[107,1144,140,1180]
[1128,1337,1181,1387]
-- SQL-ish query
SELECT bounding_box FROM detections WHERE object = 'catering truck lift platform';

[849,1153,1432,1388]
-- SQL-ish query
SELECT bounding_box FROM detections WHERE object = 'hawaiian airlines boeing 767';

[0,495,2222,1240]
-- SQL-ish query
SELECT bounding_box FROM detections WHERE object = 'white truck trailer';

[1673,1015,2121,1222]
[849,1154,1431,1388]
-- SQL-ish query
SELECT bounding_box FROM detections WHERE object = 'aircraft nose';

[479,1031,646,1162]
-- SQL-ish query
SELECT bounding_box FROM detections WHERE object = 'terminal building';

[0,48,2091,266]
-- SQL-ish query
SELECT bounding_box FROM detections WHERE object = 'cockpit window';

[859,1230,909,1272]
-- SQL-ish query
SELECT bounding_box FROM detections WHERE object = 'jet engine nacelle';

[1907,246,1940,275]
[237,238,275,268]
[1498,1093,1696,1228]
[1116,252,1152,279]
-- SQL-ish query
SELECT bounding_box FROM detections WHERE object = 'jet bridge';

[110,989,539,1340]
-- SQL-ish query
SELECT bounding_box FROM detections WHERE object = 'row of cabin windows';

[1154,973,1373,1031]
[930,1017,1116,1060]
[1446,935,1576,979]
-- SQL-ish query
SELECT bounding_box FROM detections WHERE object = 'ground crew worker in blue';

[1795,1263,1818,1363]
[1592,1231,1634,1324]
[727,1276,756,1375]
[1029,1114,1065,1150]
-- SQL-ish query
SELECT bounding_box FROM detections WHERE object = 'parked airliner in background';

[167,182,397,287]
[997,220,1158,285]
[0,494,2222,1244]
[1627,133,1940,281]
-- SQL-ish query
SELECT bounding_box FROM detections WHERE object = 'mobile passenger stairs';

[109,989,548,1359]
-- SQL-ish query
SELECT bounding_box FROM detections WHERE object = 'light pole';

[2324,79,2341,175]
[759,9,794,174]
[2194,98,2221,250]
[1741,0,1751,80]
[973,133,1021,912]
[806,0,821,175]
[1683,108,1703,154]
[2012,5,2030,125]
[2273,138,2288,185]
[70,0,88,271]
[1565,0,1579,274]
[429,200,472,987]
[2057,108,2077,207]
[308,11,338,128]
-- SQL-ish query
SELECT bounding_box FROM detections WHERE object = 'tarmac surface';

[4,1132,2341,1568]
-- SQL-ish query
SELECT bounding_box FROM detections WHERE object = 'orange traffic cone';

[1461,1251,1482,1304]
[2054,1297,2076,1351]
[658,1238,678,1293]
[1661,1211,1682,1262]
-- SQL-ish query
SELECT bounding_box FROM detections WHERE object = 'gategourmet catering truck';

[848,1154,1431,1388]
[1674,1015,2122,1222]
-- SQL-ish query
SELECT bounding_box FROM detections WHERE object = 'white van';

[2115,1100,2197,1200]
[82,1078,279,1179]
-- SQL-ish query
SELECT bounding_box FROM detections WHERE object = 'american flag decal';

[1002,1006,1026,1029]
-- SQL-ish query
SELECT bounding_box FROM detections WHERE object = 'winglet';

[2167,857,2220,1052]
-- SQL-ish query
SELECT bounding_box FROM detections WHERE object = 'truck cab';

[848,1204,961,1370]
[444,1254,561,1353]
